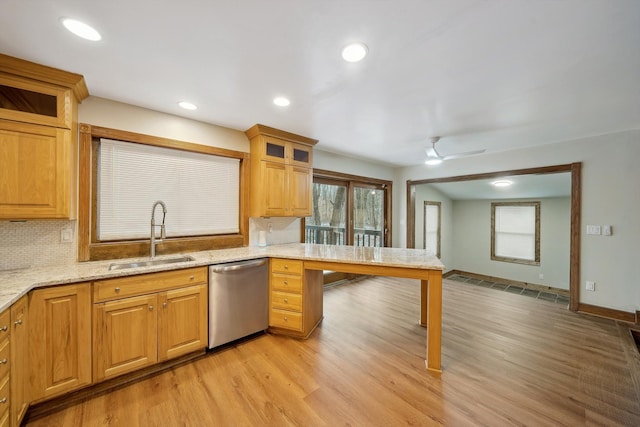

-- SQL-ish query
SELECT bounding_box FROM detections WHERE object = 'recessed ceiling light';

[61,18,101,41]
[178,101,197,110]
[273,97,290,107]
[342,42,368,62]
[492,180,513,187]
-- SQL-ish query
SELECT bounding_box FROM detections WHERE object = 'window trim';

[78,124,250,261]
[490,201,541,266]
[423,201,441,258]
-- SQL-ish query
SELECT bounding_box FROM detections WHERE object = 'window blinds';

[494,205,535,260]
[98,138,240,241]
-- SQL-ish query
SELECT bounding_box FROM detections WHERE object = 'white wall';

[313,150,395,181]
[394,129,640,312]
[79,97,249,152]
[450,198,570,289]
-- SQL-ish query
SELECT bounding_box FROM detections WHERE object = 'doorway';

[406,163,581,311]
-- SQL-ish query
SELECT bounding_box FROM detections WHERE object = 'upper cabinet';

[245,124,317,217]
[0,54,88,220]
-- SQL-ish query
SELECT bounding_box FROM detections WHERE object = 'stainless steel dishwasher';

[208,258,269,349]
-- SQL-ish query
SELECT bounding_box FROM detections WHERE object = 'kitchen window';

[491,201,540,265]
[423,201,441,258]
[78,124,249,261]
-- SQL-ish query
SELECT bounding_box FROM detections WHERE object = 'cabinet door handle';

[162,302,167,309]
[0,397,6,404]
[149,305,154,311]
[14,319,22,326]
[284,298,288,303]
[115,287,121,293]
[0,359,7,364]
[0,326,6,332]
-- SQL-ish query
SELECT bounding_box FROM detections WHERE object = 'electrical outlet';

[60,228,73,243]
[603,225,612,236]
[268,222,273,233]
[585,280,595,291]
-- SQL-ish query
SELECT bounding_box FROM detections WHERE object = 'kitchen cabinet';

[10,296,27,427]
[268,258,323,338]
[29,284,92,402]
[0,310,10,427]
[93,267,208,382]
[0,54,88,220]
[245,124,317,217]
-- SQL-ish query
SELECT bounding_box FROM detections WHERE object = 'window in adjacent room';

[491,201,540,265]
[423,201,441,258]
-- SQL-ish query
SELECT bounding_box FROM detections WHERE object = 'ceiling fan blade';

[442,149,486,160]
[425,147,439,158]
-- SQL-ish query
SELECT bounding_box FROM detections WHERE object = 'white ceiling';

[424,172,571,200]
[2,1,639,166]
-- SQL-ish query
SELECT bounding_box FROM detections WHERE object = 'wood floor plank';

[25,276,640,426]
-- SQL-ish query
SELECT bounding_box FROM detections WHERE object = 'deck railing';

[305,225,383,247]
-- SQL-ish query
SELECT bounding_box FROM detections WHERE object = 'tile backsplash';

[0,220,77,270]
[249,217,302,246]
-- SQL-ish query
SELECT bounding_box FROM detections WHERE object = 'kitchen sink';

[108,255,195,271]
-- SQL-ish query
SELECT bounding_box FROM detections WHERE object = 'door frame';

[406,163,581,312]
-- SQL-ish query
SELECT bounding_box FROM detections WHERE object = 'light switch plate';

[603,225,612,236]
[586,225,601,235]
[585,280,595,291]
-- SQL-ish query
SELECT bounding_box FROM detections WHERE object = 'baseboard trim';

[445,269,569,296]
[578,303,636,323]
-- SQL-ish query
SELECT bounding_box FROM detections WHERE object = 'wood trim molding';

[0,53,89,101]
[78,123,250,261]
[406,162,582,310]
[569,162,582,312]
[578,303,636,323]
[244,124,318,146]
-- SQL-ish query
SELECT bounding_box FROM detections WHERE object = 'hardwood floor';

[26,277,640,426]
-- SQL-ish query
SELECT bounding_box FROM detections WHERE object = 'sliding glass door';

[305,172,391,247]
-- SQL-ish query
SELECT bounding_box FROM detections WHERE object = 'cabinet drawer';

[271,274,302,293]
[271,259,303,275]
[94,267,207,302]
[0,311,8,340]
[0,376,9,419]
[0,341,8,380]
[270,309,303,332]
[271,291,302,312]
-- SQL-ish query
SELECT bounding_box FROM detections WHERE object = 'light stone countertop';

[0,243,444,313]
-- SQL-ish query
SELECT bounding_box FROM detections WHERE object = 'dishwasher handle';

[210,258,267,273]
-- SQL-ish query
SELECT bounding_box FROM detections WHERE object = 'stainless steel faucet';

[150,201,167,258]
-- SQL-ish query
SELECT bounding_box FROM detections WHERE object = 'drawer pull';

[284,265,289,269]
[283,281,288,285]
[14,319,22,326]
[0,326,6,332]
[0,359,7,364]
[190,275,195,280]
[284,298,288,303]
[115,287,121,293]
[0,397,6,404]
[283,316,288,321]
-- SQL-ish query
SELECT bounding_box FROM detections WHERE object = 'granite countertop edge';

[0,243,444,312]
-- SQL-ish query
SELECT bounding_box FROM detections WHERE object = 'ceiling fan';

[425,136,486,165]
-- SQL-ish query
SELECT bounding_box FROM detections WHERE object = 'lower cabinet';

[268,258,323,338]
[28,284,92,403]
[10,296,27,427]
[93,268,208,382]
